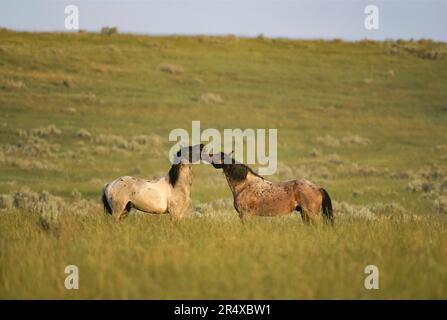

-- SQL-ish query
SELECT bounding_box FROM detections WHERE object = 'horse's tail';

[320,188,333,225]
[101,184,112,215]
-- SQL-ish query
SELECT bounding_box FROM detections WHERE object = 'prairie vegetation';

[0,29,446,298]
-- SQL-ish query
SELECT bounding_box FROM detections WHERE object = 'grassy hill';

[1,29,447,298]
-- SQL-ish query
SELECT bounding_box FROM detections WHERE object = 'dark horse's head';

[207,152,261,182]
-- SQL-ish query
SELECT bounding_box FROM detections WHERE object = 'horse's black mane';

[168,164,180,186]
[225,161,264,181]
[168,144,204,187]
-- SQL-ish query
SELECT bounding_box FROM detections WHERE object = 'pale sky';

[0,0,446,41]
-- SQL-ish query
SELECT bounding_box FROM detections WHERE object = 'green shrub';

[100,26,118,36]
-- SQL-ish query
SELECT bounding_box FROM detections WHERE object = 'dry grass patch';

[94,133,163,152]
[0,188,99,222]
[435,196,447,214]
[276,161,332,180]
[15,125,62,138]
[158,63,184,74]
[0,155,59,171]
[76,128,92,140]
[316,134,371,147]
[193,198,234,218]
[31,125,61,137]
[0,79,26,90]
[199,93,224,104]
[14,136,60,157]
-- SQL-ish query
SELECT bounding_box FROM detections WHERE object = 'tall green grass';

[0,29,446,298]
[1,212,446,299]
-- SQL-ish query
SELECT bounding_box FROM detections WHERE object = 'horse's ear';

[222,151,235,164]
[189,144,205,163]
[174,145,188,164]
[176,145,184,156]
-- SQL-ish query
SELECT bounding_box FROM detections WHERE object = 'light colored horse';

[207,152,333,224]
[101,144,204,221]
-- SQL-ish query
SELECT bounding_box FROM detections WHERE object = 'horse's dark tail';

[101,184,112,215]
[320,188,333,225]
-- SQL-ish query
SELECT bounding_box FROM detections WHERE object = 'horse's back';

[292,178,321,194]
[131,177,170,213]
[235,180,297,216]
[107,176,138,196]
[105,175,170,214]
[235,179,322,216]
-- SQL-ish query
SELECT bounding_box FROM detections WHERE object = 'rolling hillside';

[1,29,446,298]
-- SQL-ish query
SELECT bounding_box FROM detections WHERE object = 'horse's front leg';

[239,214,249,224]
[168,196,189,221]
[238,210,255,225]
[170,208,187,222]
[170,207,186,222]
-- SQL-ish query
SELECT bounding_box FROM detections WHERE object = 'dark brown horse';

[207,152,333,224]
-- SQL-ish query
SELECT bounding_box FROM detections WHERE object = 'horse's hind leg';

[112,201,132,221]
[296,206,319,225]
[296,205,309,225]
[112,210,125,221]
[300,212,311,225]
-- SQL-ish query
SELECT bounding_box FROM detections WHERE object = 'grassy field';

[1,28,447,299]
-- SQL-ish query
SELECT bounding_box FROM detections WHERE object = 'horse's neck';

[224,176,238,196]
[172,165,193,194]
[226,171,263,195]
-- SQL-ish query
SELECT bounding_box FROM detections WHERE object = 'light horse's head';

[169,144,206,187]
[172,144,206,165]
